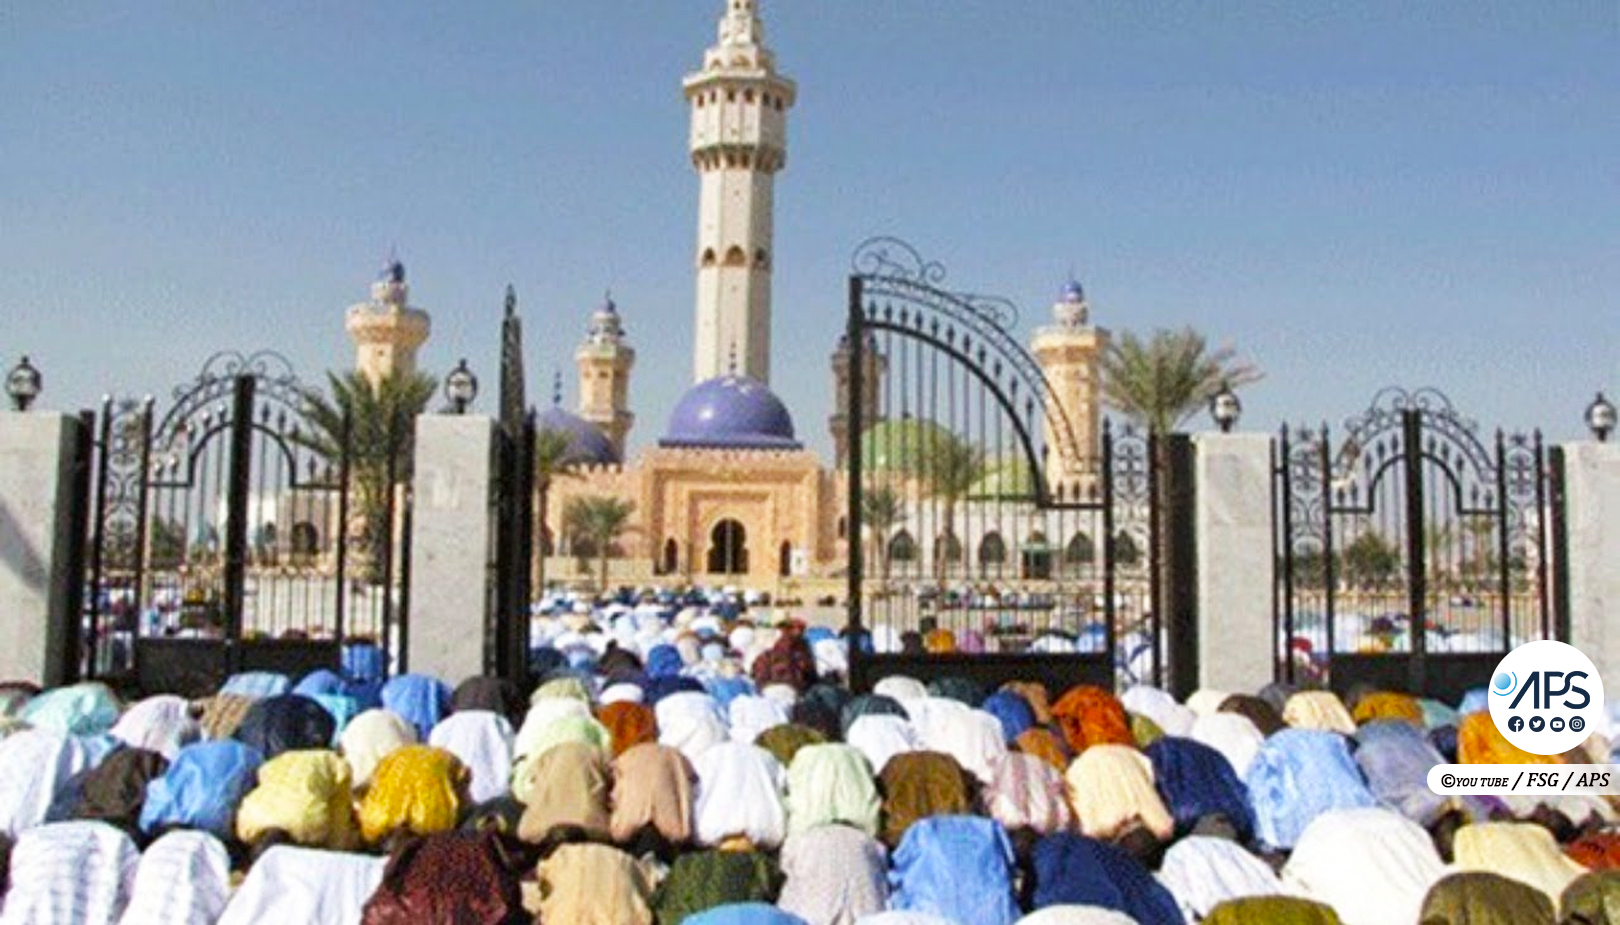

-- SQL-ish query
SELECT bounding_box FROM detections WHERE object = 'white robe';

[1,821,139,925]
[215,846,386,925]
[118,830,231,925]
[1282,807,1447,925]
[427,710,515,804]
[1156,835,1284,921]
[845,714,923,776]
[0,728,93,836]
[692,741,787,849]
[109,695,200,762]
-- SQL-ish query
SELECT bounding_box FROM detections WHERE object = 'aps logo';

[1489,640,1604,755]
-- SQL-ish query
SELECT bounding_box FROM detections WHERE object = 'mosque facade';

[347,0,1109,594]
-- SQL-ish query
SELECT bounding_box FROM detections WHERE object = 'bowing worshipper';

[611,742,697,857]
[1350,690,1424,727]
[356,745,468,847]
[1283,807,1449,925]
[786,743,882,838]
[1282,690,1358,735]
[138,740,262,841]
[1026,831,1184,925]
[216,845,387,925]
[888,815,1021,925]
[693,741,788,850]
[196,693,257,741]
[984,750,1076,837]
[1203,896,1344,924]
[758,723,828,768]
[531,835,655,924]
[1560,870,1620,925]
[1144,736,1254,842]
[1245,728,1377,850]
[599,700,660,756]
[657,690,731,763]
[652,848,784,925]
[1185,689,1232,718]
[751,621,819,692]
[1188,711,1265,780]
[1217,693,1285,737]
[1121,685,1196,738]
[450,676,527,728]
[66,747,169,835]
[22,681,121,736]
[729,693,792,744]
[340,708,418,790]
[427,710,516,804]
[0,820,138,925]
[1065,743,1175,850]
[1156,834,1285,920]
[359,830,527,925]
[1417,871,1556,925]
[982,689,1040,743]
[1051,685,1135,754]
[119,830,233,925]
[109,694,200,760]
[1458,711,1564,764]
[777,823,890,925]
[1015,726,1073,772]
[233,694,337,762]
[514,739,612,847]
[878,750,976,848]
[685,904,811,925]
[846,713,924,776]
[1451,821,1589,904]
[873,676,929,703]
[235,749,360,851]
[901,696,1008,785]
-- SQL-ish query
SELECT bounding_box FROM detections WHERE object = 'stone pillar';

[407,414,497,684]
[0,412,90,687]
[1560,442,1620,684]
[1192,432,1275,695]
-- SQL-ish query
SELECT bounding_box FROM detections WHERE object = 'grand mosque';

[343,0,1110,593]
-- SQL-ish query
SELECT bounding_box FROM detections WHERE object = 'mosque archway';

[1063,530,1095,573]
[978,531,1007,574]
[661,538,680,575]
[779,541,793,578]
[1022,530,1052,580]
[708,519,748,575]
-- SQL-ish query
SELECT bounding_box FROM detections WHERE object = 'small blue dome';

[661,375,800,450]
[1061,279,1084,302]
[538,406,619,465]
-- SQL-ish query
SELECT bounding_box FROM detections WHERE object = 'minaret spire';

[684,0,796,385]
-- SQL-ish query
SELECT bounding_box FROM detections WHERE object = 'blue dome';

[537,406,619,465]
[661,375,800,450]
[1060,279,1084,302]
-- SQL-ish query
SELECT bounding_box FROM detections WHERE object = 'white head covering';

[121,830,232,925]
[902,697,1007,784]
[600,683,645,706]
[110,694,200,761]
[0,821,138,925]
[0,729,94,836]
[1282,808,1447,925]
[873,676,928,702]
[1156,835,1284,921]
[338,709,417,789]
[761,683,800,709]
[1120,685,1195,738]
[1189,712,1265,779]
[428,711,515,804]
[692,742,787,849]
[215,845,386,925]
[845,714,923,775]
[728,695,791,745]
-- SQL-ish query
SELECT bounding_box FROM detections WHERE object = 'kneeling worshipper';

[359,830,527,925]
[777,823,890,925]
[1450,820,1589,904]
[535,842,658,925]
[1027,831,1184,925]
[0,820,138,925]
[1156,834,1285,920]
[888,815,1021,925]
[1245,729,1376,850]
[1282,807,1448,925]
[216,845,387,925]
[1417,870,1556,925]
[120,830,232,925]
[693,741,788,849]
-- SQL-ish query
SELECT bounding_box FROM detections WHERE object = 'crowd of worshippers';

[4,602,1620,923]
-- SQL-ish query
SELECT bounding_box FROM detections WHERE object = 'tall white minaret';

[683,0,795,385]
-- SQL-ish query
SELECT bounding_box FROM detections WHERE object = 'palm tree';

[860,485,907,582]
[531,428,579,596]
[1100,327,1261,434]
[563,495,636,593]
[920,431,983,578]
[300,369,437,580]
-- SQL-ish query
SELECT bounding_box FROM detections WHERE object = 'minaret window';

[744,89,755,103]
[754,248,768,268]
[701,249,717,267]
[724,246,747,267]
[727,90,736,102]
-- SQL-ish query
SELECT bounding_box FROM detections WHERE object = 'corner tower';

[346,258,431,386]
[575,294,636,456]
[684,0,796,385]
[1031,280,1109,491]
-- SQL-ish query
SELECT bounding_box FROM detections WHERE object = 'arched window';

[744,89,755,104]
[978,531,1007,568]
[662,538,679,575]
[836,516,847,540]
[935,531,963,564]
[724,246,747,267]
[779,541,792,577]
[701,248,717,267]
[888,530,917,564]
[754,248,769,268]
[1111,531,1141,567]
[1064,531,1095,566]
[1023,531,1052,580]
[707,519,748,574]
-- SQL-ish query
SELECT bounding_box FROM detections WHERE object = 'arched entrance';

[661,538,679,575]
[707,519,748,575]
[779,541,793,577]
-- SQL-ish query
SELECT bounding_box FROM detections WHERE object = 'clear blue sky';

[2,1,1615,453]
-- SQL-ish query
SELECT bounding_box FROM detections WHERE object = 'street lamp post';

[444,358,478,415]
[1587,391,1616,443]
[6,356,42,411]
[1209,380,1241,434]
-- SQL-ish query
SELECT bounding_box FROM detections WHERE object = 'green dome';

[858,418,961,476]
[968,456,1035,500]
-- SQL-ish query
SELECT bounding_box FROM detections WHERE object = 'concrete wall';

[1562,442,1620,685]
[407,414,496,684]
[1193,432,1275,694]
[0,412,85,686]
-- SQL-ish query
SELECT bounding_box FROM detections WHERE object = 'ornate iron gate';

[1273,387,1564,702]
[846,239,1156,695]
[82,351,412,696]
